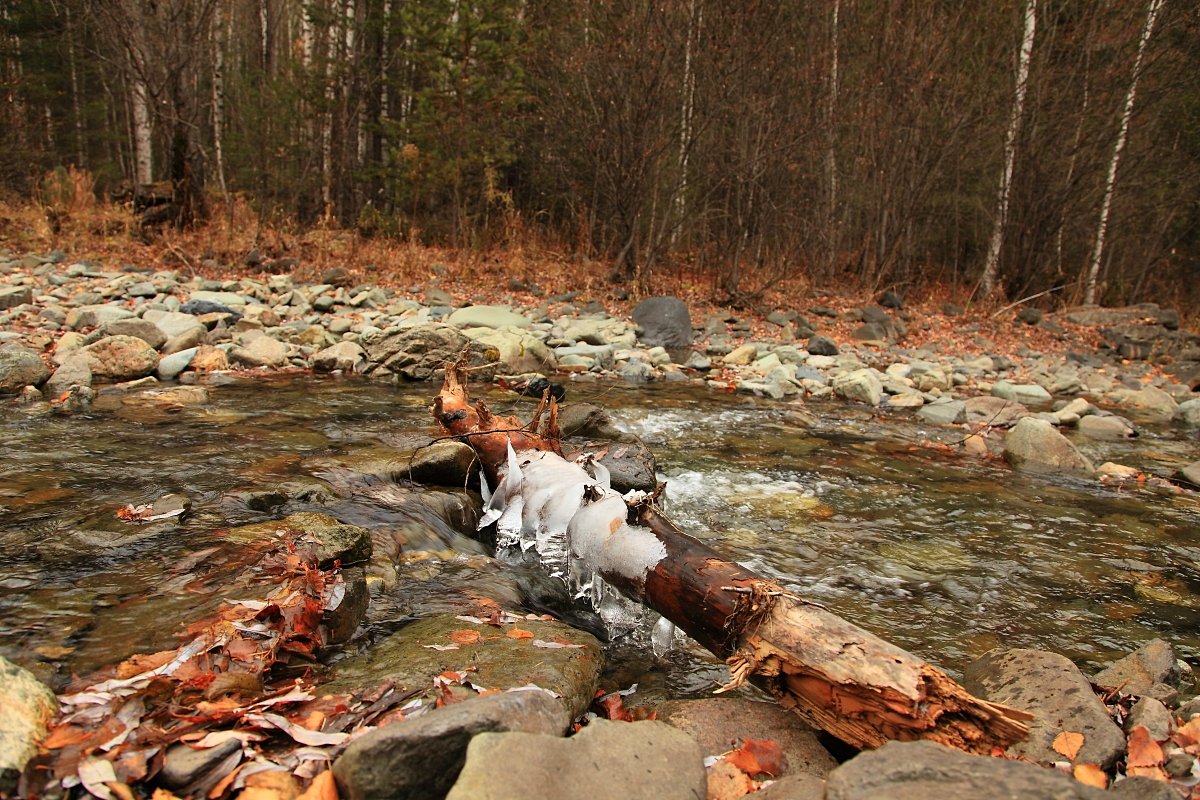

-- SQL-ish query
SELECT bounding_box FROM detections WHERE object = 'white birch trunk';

[980,0,1038,298]
[825,0,840,270]
[1084,0,1165,305]
[211,0,229,199]
[131,77,153,187]
[671,0,699,247]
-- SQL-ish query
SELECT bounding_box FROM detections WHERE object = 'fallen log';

[432,362,1031,754]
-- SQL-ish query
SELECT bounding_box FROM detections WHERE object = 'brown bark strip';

[434,363,1030,754]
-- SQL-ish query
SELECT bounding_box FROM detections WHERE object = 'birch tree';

[979,0,1037,298]
[1084,0,1166,306]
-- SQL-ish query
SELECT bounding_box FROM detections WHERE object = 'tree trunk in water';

[432,363,1031,754]
[1084,0,1165,306]
[980,0,1037,299]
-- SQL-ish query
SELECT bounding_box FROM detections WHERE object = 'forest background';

[1,0,1197,313]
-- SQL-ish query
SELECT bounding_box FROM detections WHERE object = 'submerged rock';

[1003,418,1094,475]
[447,719,706,800]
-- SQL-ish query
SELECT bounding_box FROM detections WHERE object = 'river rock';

[0,656,57,792]
[832,368,883,406]
[1178,462,1200,489]
[156,346,198,380]
[557,403,638,443]
[0,284,32,310]
[1178,399,1200,426]
[1126,697,1173,741]
[159,738,242,791]
[593,440,657,493]
[824,740,1107,800]
[1092,639,1183,698]
[1109,386,1179,421]
[0,344,50,393]
[964,396,1029,427]
[406,441,479,487]
[462,326,555,373]
[1077,413,1136,440]
[964,648,1125,768]
[363,323,497,381]
[144,309,208,340]
[98,317,167,350]
[45,353,93,396]
[1003,418,1094,475]
[554,343,614,371]
[312,340,368,373]
[656,698,836,778]
[230,335,289,368]
[806,335,839,356]
[80,334,158,381]
[189,345,230,372]
[188,289,248,307]
[224,511,372,568]
[333,689,569,800]
[66,303,134,330]
[916,399,965,425]
[632,296,693,350]
[323,614,602,718]
[722,343,758,366]
[556,317,637,349]
[992,380,1052,407]
[448,305,532,329]
[447,719,706,800]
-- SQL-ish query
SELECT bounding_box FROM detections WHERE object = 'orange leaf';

[1073,764,1107,789]
[299,711,326,731]
[506,628,534,640]
[41,724,96,749]
[1126,725,1167,781]
[448,630,481,645]
[1052,730,1085,761]
[296,771,338,800]
[596,693,634,722]
[725,738,786,778]
[1174,717,1200,747]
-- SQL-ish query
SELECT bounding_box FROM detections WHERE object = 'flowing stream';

[3,376,1199,698]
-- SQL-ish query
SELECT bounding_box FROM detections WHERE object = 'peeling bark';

[433,362,1030,754]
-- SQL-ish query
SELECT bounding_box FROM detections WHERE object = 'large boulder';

[461,327,555,373]
[824,740,1107,800]
[333,690,568,800]
[1003,418,1094,475]
[312,341,368,373]
[80,335,159,381]
[0,344,50,394]
[362,323,498,381]
[832,368,883,406]
[447,719,706,800]
[0,656,57,793]
[143,309,208,340]
[447,305,532,329]
[632,296,693,350]
[1108,386,1179,422]
[97,317,167,350]
[322,614,602,719]
[964,648,1125,769]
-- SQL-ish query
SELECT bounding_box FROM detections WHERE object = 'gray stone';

[156,346,198,380]
[1178,462,1200,489]
[886,392,925,409]
[992,380,1053,407]
[964,648,1125,768]
[557,404,639,443]
[1093,639,1181,696]
[333,690,569,800]
[618,358,656,383]
[99,317,168,350]
[916,399,966,425]
[1107,776,1180,800]
[160,738,242,790]
[424,286,453,307]
[0,344,50,393]
[554,344,615,371]
[447,305,532,329]
[632,296,693,349]
[323,614,602,719]
[737,379,787,400]
[1110,386,1179,422]
[0,284,32,309]
[363,323,497,382]
[964,396,1029,427]
[832,368,883,406]
[145,309,208,340]
[462,327,555,373]
[851,321,890,342]
[80,335,159,381]
[66,303,134,330]
[224,512,372,570]
[1077,414,1136,440]
[824,740,1107,800]
[188,289,248,307]
[1125,697,1173,741]
[722,343,759,365]
[45,353,93,395]
[0,656,57,791]
[684,352,711,371]
[756,774,826,800]
[1175,398,1200,427]
[806,335,839,356]
[406,441,479,487]
[657,698,836,777]
[595,440,658,494]
[447,719,706,800]
[230,335,289,368]
[1004,418,1094,475]
[125,280,157,298]
[312,341,368,373]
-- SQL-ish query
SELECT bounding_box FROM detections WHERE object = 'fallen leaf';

[1175,717,1200,747]
[1126,725,1168,781]
[506,628,534,640]
[242,770,300,800]
[1053,730,1085,761]
[423,644,459,651]
[78,755,117,800]
[42,724,97,749]
[448,630,481,645]
[296,771,338,800]
[35,644,76,659]
[595,692,634,722]
[1073,764,1107,789]
[726,738,787,778]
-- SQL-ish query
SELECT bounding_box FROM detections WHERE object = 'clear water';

[2,375,1198,696]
